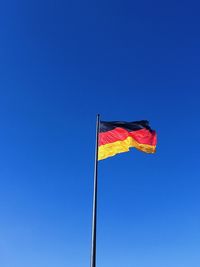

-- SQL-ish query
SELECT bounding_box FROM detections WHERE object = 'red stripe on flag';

[99,127,157,146]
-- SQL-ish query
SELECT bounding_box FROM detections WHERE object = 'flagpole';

[90,114,100,267]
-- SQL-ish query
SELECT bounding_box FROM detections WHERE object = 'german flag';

[98,120,157,160]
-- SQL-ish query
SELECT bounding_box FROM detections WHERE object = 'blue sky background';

[0,0,200,266]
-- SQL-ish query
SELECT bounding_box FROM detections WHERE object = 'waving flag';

[98,120,157,160]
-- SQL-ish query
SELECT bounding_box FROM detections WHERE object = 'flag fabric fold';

[98,120,157,160]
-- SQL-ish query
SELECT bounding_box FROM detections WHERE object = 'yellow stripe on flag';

[98,136,156,160]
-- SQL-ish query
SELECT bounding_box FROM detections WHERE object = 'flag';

[98,120,157,160]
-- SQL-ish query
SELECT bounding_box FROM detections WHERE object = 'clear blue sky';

[0,1,200,266]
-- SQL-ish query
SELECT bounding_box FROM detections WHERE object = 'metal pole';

[90,114,100,267]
